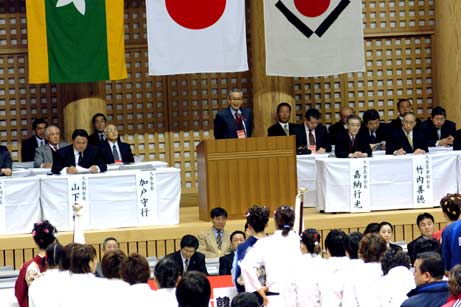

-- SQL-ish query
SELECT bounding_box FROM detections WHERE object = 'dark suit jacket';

[359,123,388,145]
[385,126,429,155]
[294,124,331,152]
[88,132,104,146]
[214,107,253,139]
[328,121,347,144]
[100,140,134,164]
[453,129,461,151]
[21,136,46,162]
[267,123,298,137]
[0,146,12,175]
[335,130,372,158]
[166,250,208,276]
[422,119,456,147]
[219,251,234,275]
[51,144,107,174]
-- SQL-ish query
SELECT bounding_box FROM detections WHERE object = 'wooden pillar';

[250,1,295,137]
[434,1,461,124]
[58,82,106,142]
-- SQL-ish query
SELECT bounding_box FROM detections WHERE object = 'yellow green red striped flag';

[26,0,127,84]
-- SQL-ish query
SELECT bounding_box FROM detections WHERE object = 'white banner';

[349,159,371,213]
[136,171,158,225]
[212,287,238,307]
[263,0,365,77]
[146,0,248,75]
[412,155,433,208]
[67,175,89,238]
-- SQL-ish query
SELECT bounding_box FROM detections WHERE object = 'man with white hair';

[34,125,68,168]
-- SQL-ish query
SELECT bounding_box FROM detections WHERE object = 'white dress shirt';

[29,269,63,307]
[377,266,415,307]
[108,140,122,162]
[150,288,178,306]
[128,283,157,307]
[342,261,383,307]
[318,256,350,307]
[295,253,327,307]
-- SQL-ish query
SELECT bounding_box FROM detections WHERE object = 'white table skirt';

[316,152,459,213]
[296,154,330,207]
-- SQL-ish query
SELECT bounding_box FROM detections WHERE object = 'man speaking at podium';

[214,89,253,139]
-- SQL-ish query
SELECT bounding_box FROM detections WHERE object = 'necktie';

[351,136,356,151]
[216,231,222,250]
[407,133,413,149]
[184,259,189,272]
[370,132,376,143]
[308,129,316,145]
[52,144,58,152]
[283,124,289,136]
[235,112,243,130]
[112,145,120,161]
[100,134,104,142]
[78,152,83,166]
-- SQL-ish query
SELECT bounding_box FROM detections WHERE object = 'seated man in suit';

[34,125,69,168]
[328,106,353,144]
[386,112,428,155]
[422,106,455,147]
[389,98,413,130]
[267,102,297,136]
[214,89,253,139]
[198,207,232,258]
[88,113,107,145]
[21,118,48,162]
[95,237,119,277]
[51,129,107,174]
[335,115,372,158]
[360,109,388,151]
[294,108,331,153]
[101,124,134,164]
[166,235,208,275]
[0,145,12,176]
[219,230,246,276]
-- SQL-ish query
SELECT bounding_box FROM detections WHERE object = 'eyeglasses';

[403,120,416,125]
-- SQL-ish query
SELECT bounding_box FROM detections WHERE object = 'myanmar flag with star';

[26,0,127,84]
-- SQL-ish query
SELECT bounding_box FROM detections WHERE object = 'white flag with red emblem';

[264,0,365,77]
[146,0,248,75]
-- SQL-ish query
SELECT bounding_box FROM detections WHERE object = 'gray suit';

[34,142,68,168]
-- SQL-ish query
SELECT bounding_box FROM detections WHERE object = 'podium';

[197,136,297,221]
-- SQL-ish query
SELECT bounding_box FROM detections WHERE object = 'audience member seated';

[423,106,456,148]
[294,108,331,153]
[176,271,211,307]
[442,196,461,272]
[442,265,461,307]
[378,248,415,307]
[363,222,380,235]
[34,125,68,168]
[379,221,402,251]
[434,193,461,241]
[167,235,208,275]
[360,109,388,151]
[412,237,442,266]
[386,112,428,155]
[344,231,363,265]
[0,145,12,176]
[100,249,128,293]
[389,98,413,130]
[231,292,260,307]
[95,237,119,278]
[328,106,353,144]
[267,102,298,136]
[214,89,253,139]
[88,113,107,145]
[151,257,180,306]
[198,207,231,258]
[100,124,134,164]
[21,118,47,162]
[219,230,245,275]
[335,115,372,158]
[407,212,435,264]
[51,129,107,174]
[401,252,449,307]
[121,253,152,306]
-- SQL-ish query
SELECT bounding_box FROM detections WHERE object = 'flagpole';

[298,187,306,235]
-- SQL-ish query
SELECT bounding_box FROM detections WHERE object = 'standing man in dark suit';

[294,108,331,153]
[422,106,456,147]
[386,112,428,155]
[389,98,413,130]
[0,145,12,176]
[88,113,107,145]
[21,118,47,162]
[51,129,107,174]
[219,230,246,276]
[360,109,388,151]
[100,124,134,164]
[166,235,208,276]
[328,106,354,144]
[267,102,297,136]
[34,125,68,168]
[335,115,372,158]
[214,89,253,139]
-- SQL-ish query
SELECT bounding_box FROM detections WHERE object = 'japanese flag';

[146,0,248,75]
[264,0,365,77]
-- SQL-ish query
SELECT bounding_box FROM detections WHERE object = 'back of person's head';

[274,205,295,236]
[416,251,445,280]
[121,253,150,285]
[32,220,57,250]
[440,193,461,221]
[180,235,199,250]
[359,233,387,263]
[305,108,321,121]
[70,244,97,274]
[154,257,180,289]
[231,292,259,307]
[71,129,89,140]
[210,207,228,219]
[413,238,441,264]
[325,229,347,257]
[176,271,211,307]
[60,243,80,271]
[381,248,410,275]
[362,109,380,125]
[46,243,64,268]
[448,265,461,296]
[363,222,380,235]
[301,228,321,255]
[101,249,127,279]
[345,231,363,259]
[246,205,270,233]
[416,212,434,225]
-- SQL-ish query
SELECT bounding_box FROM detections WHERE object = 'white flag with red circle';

[146,0,248,75]
[264,0,365,77]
